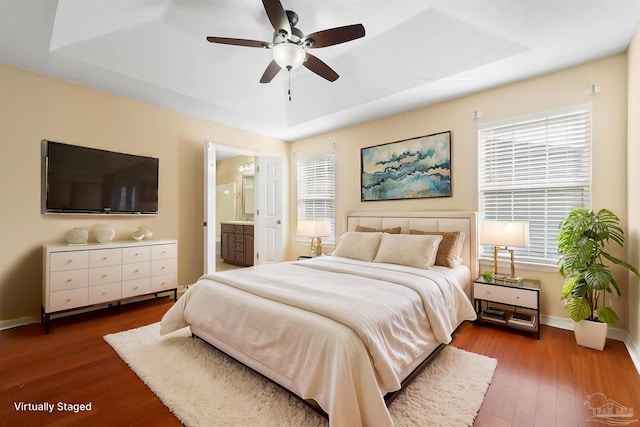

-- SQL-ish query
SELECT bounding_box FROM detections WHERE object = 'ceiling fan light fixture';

[273,42,305,70]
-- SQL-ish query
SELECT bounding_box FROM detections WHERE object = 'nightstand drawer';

[474,282,537,309]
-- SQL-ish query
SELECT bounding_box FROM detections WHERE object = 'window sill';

[479,257,559,274]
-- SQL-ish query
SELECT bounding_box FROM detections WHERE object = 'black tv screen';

[43,140,159,214]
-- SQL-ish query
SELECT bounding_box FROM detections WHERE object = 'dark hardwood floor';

[1,297,638,426]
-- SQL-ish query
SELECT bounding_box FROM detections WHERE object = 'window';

[297,154,336,244]
[478,105,591,265]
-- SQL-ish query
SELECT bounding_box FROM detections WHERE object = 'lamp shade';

[480,221,530,247]
[273,42,306,70]
[297,220,331,237]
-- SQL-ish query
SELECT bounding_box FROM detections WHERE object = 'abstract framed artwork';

[361,131,452,201]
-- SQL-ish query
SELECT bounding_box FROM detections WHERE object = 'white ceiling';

[1,0,639,142]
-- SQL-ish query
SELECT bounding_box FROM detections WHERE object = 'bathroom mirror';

[242,175,254,217]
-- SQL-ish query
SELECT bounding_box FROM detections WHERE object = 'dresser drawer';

[474,282,538,309]
[90,248,122,267]
[49,288,89,311]
[150,274,177,293]
[122,246,151,264]
[50,251,89,272]
[151,244,177,260]
[88,282,121,304]
[122,278,151,298]
[151,259,177,277]
[122,262,150,281]
[50,269,89,292]
[89,265,122,286]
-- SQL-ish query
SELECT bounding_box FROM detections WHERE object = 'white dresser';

[42,239,178,333]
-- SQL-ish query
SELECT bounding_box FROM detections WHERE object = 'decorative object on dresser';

[42,240,178,333]
[473,277,540,339]
[65,228,89,245]
[220,222,254,266]
[558,208,640,350]
[480,220,530,283]
[132,225,153,241]
[297,219,331,256]
[93,224,116,244]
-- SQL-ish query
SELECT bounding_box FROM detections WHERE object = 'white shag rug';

[104,323,496,427]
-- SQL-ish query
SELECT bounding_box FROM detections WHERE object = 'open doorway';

[204,142,284,274]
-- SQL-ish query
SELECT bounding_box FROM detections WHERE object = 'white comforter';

[160,256,476,427]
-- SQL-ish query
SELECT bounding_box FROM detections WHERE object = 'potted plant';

[558,209,639,350]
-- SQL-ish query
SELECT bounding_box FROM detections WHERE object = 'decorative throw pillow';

[409,230,465,268]
[332,232,383,262]
[355,225,402,234]
[373,233,443,269]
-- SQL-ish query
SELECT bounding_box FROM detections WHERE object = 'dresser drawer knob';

[134,269,139,273]
[103,257,108,261]
[66,279,73,283]
[134,286,139,290]
[66,298,71,303]
[102,274,108,278]
[66,259,73,264]
[101,292,107,296]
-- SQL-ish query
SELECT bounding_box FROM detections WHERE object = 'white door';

[254,156,284,264]
[204,141,217,274]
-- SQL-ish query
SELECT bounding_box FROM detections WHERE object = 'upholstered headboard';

[345,211,478,280]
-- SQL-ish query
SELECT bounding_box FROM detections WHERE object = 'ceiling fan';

[206,0,365,83]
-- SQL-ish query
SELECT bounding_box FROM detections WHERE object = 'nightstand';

[473,277,541,339]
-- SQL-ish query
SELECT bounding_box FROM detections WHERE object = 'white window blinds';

[478,105,591,264]
[297,154,336,244]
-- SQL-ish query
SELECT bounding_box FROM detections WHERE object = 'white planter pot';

[574,320,607,351]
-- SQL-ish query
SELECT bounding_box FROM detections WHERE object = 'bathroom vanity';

[220,221,254,266]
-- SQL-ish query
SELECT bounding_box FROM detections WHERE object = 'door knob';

[277,220,282,224]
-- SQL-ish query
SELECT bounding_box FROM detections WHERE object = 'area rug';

[104,323,496,426]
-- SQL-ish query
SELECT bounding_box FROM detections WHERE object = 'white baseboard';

[541,314,640,375]
[0,291,175,332]
[0,315,40,331]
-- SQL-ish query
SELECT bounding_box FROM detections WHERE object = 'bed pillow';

[373,233,443,269]
[409,230,465,268]
[332,232,383,262]
[355,225,402,234]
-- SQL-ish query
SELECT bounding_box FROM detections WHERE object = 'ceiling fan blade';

[262,0,291,36]
[304,24,365,48]
[260,60,282,83]
[303,54,339,82]
[206,36,271,48]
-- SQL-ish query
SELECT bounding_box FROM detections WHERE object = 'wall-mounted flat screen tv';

[42,140,159,215]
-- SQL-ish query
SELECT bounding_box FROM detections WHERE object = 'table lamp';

[480,221,530,283]
[297,220,331,256]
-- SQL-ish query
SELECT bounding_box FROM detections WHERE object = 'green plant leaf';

[584,263,613,291]
[601,251,640,278]
[595,306,619,327]
[561,276,579,300]
[567,297,591,322]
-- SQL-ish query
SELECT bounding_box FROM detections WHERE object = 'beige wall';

[0,64,288,323]
[627,24,640,347]
[290,54,631,328]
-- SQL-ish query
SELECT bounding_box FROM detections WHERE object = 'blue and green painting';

[361,131,451,201]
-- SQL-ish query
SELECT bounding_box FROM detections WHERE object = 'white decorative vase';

[138,225,153,239]
[66,228,88,245]
[574,320,607,351]
[93,224,115,244]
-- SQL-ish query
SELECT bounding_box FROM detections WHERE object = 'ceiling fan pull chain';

[288,71,292,102]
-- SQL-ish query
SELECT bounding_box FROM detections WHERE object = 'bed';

[160,211,478,427]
